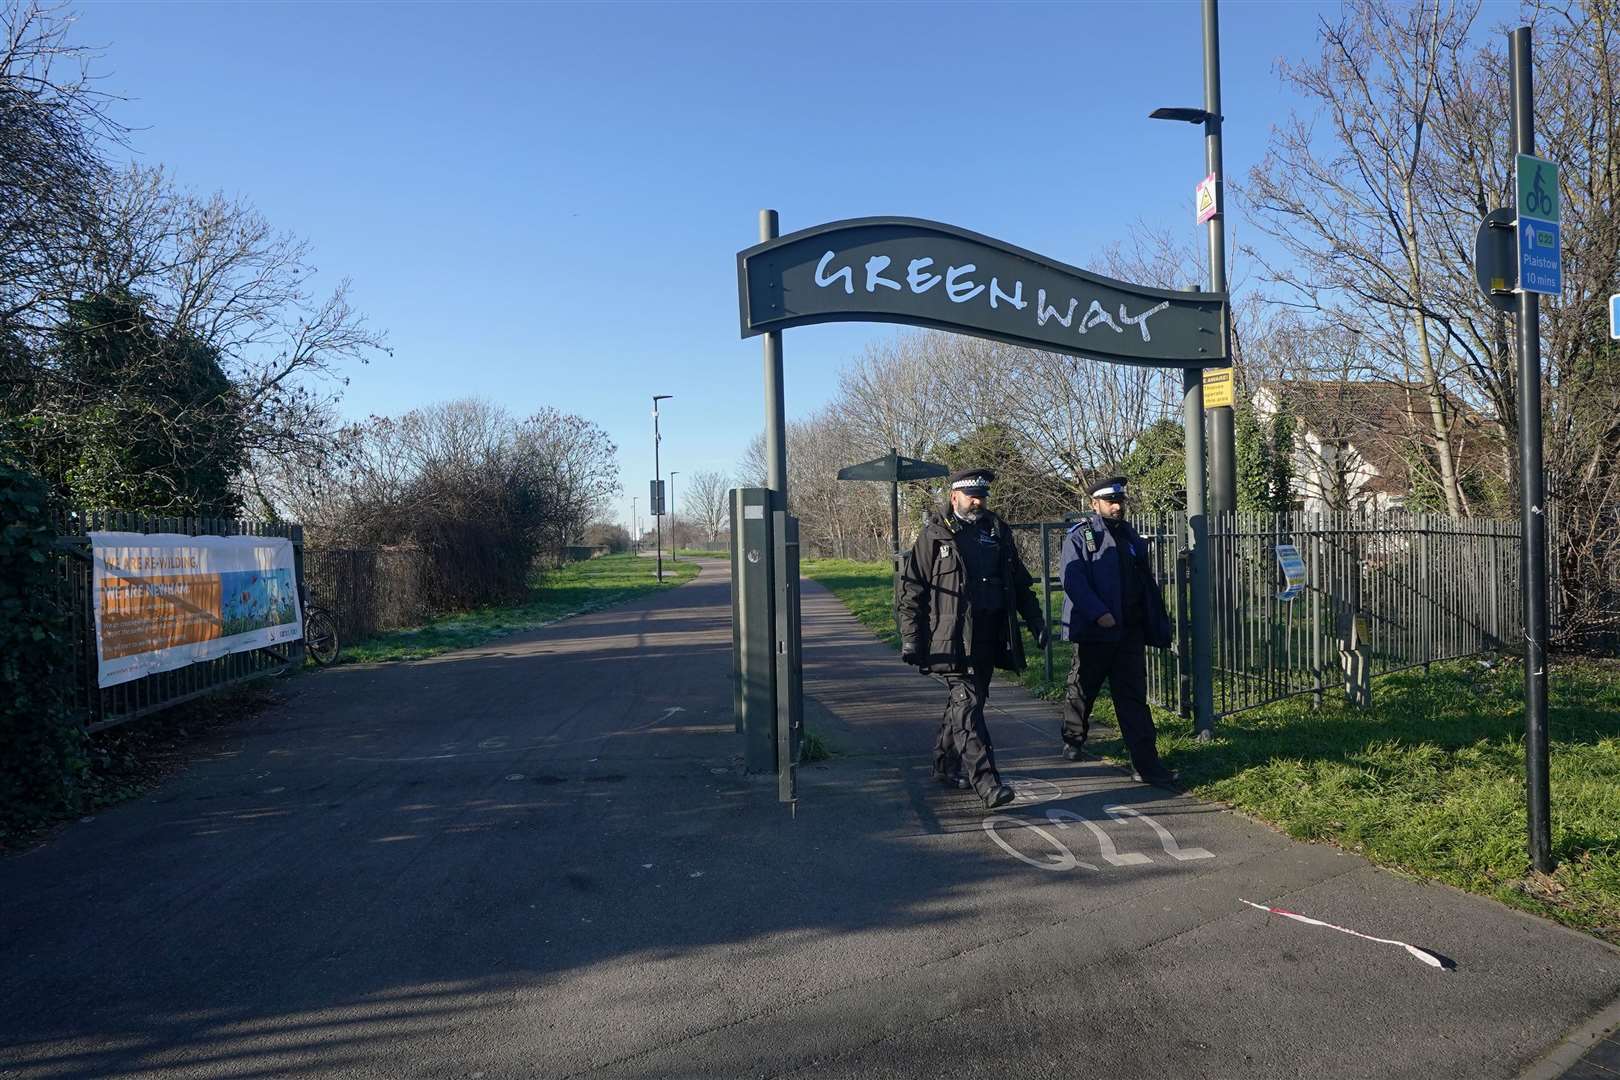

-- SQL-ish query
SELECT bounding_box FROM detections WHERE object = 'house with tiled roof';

[1251,380,1503,515]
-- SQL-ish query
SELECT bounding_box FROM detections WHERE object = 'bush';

[0,457,85,837]
[290,400,620,612]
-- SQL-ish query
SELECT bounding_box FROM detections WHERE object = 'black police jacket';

[897,509,1046,673]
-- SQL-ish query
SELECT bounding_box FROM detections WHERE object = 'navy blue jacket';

[1059,513,1173,647]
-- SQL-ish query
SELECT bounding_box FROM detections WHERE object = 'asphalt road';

[3,557,1617,1079]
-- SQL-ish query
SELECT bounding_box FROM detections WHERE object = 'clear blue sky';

[76,0,1345,531]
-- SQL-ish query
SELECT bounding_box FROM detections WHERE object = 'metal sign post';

[836,449,950,640]
[1510,26,1553,874]
[652,394,672,582]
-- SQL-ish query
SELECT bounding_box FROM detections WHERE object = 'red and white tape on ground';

[1240,898,1455,971]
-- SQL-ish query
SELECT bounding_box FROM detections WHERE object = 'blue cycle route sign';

[1516,153,1561,296]
[1610,294,1620,339]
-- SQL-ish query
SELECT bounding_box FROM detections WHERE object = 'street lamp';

[1150,0,1230,740]
[668,471,679,562]
[1149,0,1235,516]
[652,394,673,582]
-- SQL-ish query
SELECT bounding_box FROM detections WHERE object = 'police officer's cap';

[1090,476,1128,500]
[948,467,995,495]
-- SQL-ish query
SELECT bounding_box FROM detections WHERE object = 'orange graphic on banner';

[98,574,223,660]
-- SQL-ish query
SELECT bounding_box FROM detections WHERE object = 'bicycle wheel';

[304,608,340,666]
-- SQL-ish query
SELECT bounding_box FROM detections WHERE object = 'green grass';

[674,548,729,559]
[342,554,700,663]
[802,557,1620,943]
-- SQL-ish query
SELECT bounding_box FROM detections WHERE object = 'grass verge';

[802,557,1620,944]
[343,553,701,663]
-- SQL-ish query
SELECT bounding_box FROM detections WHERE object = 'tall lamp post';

[631,497,638,555]
[1150,0,1231,738]
[1151,0,1234,516]
[668,471,679,562]
[652,394,673,582]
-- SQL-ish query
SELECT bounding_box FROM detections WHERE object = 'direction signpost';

[1509,29,1553,874]
[1478,47,1562,871]
[1516,152,1561,296]
[1609,294,1619,339]
[837,449,951,642]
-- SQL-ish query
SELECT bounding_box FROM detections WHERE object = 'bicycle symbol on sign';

[1525,167,1556,217]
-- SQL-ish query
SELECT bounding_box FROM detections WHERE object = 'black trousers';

[1062,627,1163,773]
[933,624,1002,798]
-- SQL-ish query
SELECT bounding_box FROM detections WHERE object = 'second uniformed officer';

[898,467,1047,810]
[1059,476,1178,787]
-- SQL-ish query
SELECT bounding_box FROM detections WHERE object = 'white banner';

[90,532,303,688]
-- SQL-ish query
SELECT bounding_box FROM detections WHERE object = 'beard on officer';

[897,467,1048,811]
[1058,476,1178,788]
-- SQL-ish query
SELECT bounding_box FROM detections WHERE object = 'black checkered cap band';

[952,478,990,491]
[1091,482,1126,498]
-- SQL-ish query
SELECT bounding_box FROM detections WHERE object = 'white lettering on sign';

[1078,300,1122,335]
[815,250,854,294]
[865,255,901,293]
[1037,289,1079,328]
[907,257,942,293]
[990,277,1027,310]
[945,263,985,304]
[814,249,1172,346]
[1120,301,1170,342]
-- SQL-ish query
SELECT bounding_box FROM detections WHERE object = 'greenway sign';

[737,218,1228,369]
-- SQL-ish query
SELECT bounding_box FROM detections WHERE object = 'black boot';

[1131,764,1181,789]
[980,783,1016,810]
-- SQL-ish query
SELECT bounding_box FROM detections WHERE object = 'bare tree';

[685,469,731,542]
[1247,0,1476,516]
[0,1,122,344]
[70,166,390,484]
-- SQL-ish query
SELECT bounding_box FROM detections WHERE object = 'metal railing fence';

[1204,511,1520,716]
[1015,509,1526,719]
[50,511,305,732]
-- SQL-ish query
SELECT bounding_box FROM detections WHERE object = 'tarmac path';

[3,556,1617,1079]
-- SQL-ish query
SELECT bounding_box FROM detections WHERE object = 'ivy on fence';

[0,458,86,835]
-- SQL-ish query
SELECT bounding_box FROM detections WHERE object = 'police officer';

[898,467,1048,810]
[1059,476,1178,787]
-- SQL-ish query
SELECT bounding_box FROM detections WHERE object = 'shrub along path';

[802,557,1620,944]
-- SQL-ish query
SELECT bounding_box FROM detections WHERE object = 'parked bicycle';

[301,587,341,666]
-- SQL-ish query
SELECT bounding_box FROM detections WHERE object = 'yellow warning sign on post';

[1202,366,1234,409]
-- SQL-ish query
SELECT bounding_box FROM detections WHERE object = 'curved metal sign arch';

[737,217,1228,369]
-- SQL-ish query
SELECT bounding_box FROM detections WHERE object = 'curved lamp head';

[1150,106,1220,124]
